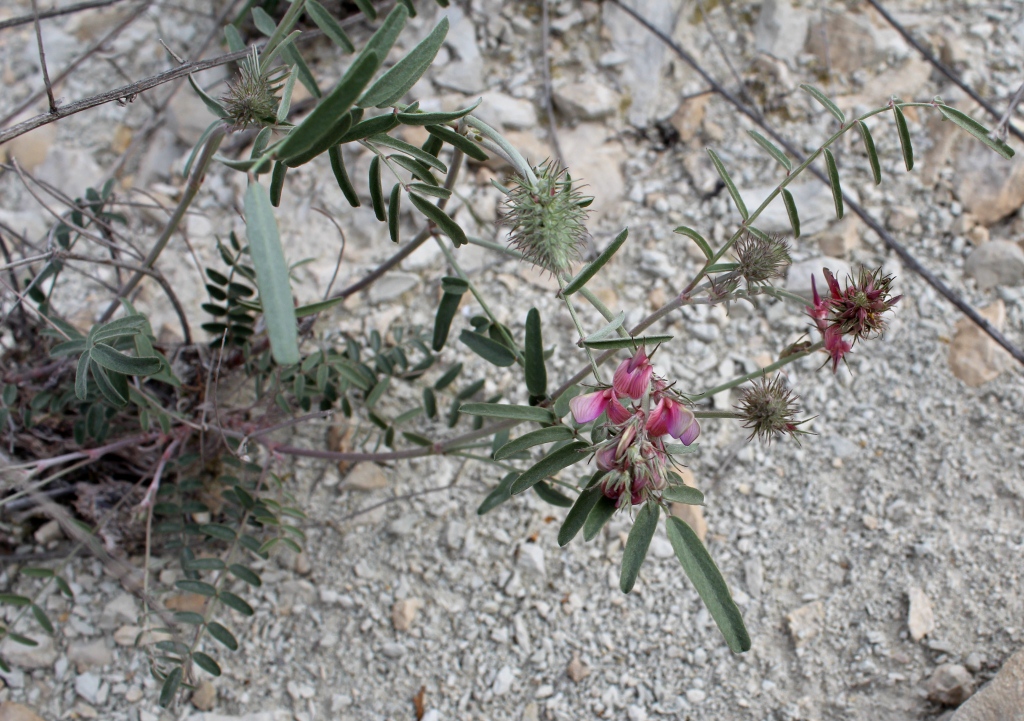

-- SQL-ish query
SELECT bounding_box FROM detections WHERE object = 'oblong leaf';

[294,296,344,318]
[173,611,206,625]
[218,591,254,617]
[662,485,704,505]
[494,426,574,460]
[533,481,573,507]
[408,183,451,199]
[460,403,553,423]
[50,339,87,358]
[159,667,182,707]
[370,134,447,172]
[410,194,466,246]
[175,580,217,597]
[800,84,845,124]
[431,292,462,351]
[397,100,481,126]
[328,145,360,207]
[90,361,129,407]
[31,604,54,634]
[892,103,914,171]
[673,226,712,261]
[306,0,354,53]
[782,188,800,238]
[583,334,672,350]
[620,502,660,593]
[368,155,385,221]
[459,330,515,366]
[192,651,222,677]
[856,120,881,185]
[823,148,844,219]
[206,621,238,651]
[274,49,379,160]
[269,161,286,207]
[558,484,604,546]
[476,472,518,515]
[199,523,236,541]
[510,442,589,495]
[360,16,449,108]
[75,351,89,400]
[582,494,617,541]
[337,113,401,143]
[524,308,546,396]
[706,148,748,219]
[563,228,628,295]
[936,103,1014,159]
[425,124,489,161]
[244,181,299,365]
[747,130,791,171]
[584,311,626,343]
[387,183,401,242]
[89,344,161,376]
[666,516,751,653]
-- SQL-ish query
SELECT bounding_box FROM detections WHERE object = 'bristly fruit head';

[734,232,792,286]
[734,374,812,444]
[222,48,287,132]
[500,160,591,275]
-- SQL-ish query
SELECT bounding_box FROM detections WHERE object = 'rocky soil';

[2,0,1024,720]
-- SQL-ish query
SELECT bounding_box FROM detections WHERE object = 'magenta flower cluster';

[569,348,699,507]
[808,267,900,371]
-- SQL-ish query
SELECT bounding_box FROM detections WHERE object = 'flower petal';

[569,390,611,424]
[607,396,632,425]
[678,416,701,446]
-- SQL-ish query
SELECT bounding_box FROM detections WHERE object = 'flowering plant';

[0,0,1016,699]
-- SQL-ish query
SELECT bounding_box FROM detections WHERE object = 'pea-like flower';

[612,347,654,399]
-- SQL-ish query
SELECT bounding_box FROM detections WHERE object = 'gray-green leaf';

[244,182,299,365]
[359,17,449,108]
[510,442,589,495]
[620,502,659,593]
[666,516,751,653]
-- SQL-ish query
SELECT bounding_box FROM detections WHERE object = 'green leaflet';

[410,194,466,246]
[493,426,575,460]
[935,103,1014,159]
[510,442,589,495]
[533,481,573,507]
[359,17,450,108]
[524,308,546,397]
[662,484,704,505]
[824,148,844,219]
[706,148,748,219]
[460,403,553,423]
[425,124,489,161]
[369,156,385,221]
[582,494,617,541]
[397,100,481,125]
[856,120,881,185]
[666,516,751,653]
[800,84,845,124]
[673,226,712,260]
[477,472,518,515]
[388,183,401,243]
[328,146,360,207]
[620,502,659,593]
[892,103,914,171]
[747,129,791,171]
[583,334,672,350]
[782,188,800,238]
[562,228,628,295]
[558,483,604,546]
[244,181,299,365]
[305,0,354,53]
[274,50,379,161]
[432,292,462,351]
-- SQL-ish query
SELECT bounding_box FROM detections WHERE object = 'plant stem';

[687,341,823,402]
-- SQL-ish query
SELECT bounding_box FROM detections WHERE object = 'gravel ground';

[1,0,1023,720]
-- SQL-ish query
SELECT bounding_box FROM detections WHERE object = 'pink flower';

[613,348,654,399]
[823,326,852,372]
[606,395,631,424]
[569,388,615,424]
[646,397,700,445]
[806,274,830,332]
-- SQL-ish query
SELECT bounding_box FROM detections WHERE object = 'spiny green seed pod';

[734,374,812,444]
[221,48,288,132]
[734,232,791,286]
[500,161,591,275]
